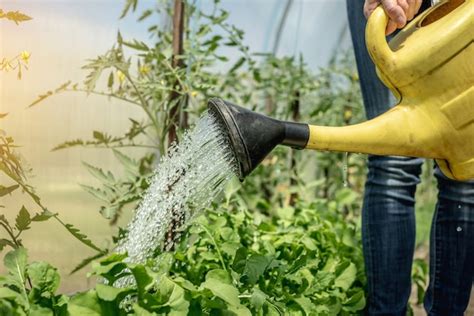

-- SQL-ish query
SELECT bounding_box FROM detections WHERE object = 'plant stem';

[64,88,142,107]
[121,70,161,137]
[199,223,227,271]
[0,221,21,248]
[79,144,159,150]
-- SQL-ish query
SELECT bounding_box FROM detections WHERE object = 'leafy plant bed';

[1,1,375,315]
[0,195,366,315]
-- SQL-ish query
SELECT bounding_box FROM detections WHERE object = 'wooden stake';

[165,0,187,251]
[168,0,187,146]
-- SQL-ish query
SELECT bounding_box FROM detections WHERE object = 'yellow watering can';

[209,0,474,181]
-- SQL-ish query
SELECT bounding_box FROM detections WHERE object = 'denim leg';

[346,0,393,120]
[424,169,474,316]
[362,156,423,315]
[347,1,424,314]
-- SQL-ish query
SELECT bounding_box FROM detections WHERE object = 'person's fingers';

[382,0,407,28]
[397,0,410,14]
[364,0,380,19]
[414,0,423,17]
[405,0,417,20]
[386,19,399,35]
[364,0,410,35]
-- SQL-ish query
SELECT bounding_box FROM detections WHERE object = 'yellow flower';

[117,70,126,83]
[344,109,353,121]
[191,91,198,97]
[20,51,30,63]
[139,65,150,75]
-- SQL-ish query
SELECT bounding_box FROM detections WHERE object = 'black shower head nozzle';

[208,98,309,180]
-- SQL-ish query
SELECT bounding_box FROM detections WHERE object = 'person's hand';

[364,0,423,35]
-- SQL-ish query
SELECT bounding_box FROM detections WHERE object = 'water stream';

[342,152,348,187]
[115,112,238,264]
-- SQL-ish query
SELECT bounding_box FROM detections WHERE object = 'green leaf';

[205,269,232,283]
[15,206,31,232]
[92,131,109,144]
[3,248,29,308]
[63,223,103,252]
[0,287,19,299]
[250,288,267,310]
[54,81,71,93]
[4,248,28,285]
[99,205,120,220]
[97,252,127,266]
[220,242,240,257]
[314,271,334,289]
[133,303,154,315]
[343,290,366,312]
[129,265,154,298]
[334,261,357,291]
[91,253,128,280]
[120,0,138,18]
[229,57,245,73]
[28,90,53,107]
[335,188,358,207]
[68,291,101,316]
[232,247,248,273]
[227,304,252,316]
[31,210,54,222]
[82,162,114,184]
[70,251,108,275]
[173,277,197,292]
[138,9,153,21]
[79,184,109,203]
[54,294,69,310]
[203,277,240,305]
[160,277,189,315]
[52,139,85,151]
[113,149,137,172]
[0,214,9,224]
[242,254,273,284]
[0,238,15,251]
[27,261,60,295]
[29,304,54,315]
[95,284,133,301]
[202,270,240,306]
[117,31,123,44]
[122,39,149,51]
[0,184,19,197]
[293,296,315,315]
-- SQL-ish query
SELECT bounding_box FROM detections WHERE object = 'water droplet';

[113,113,238,287]
[457,226,462,232]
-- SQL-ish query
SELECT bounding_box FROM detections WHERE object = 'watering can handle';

[366,6,395,72]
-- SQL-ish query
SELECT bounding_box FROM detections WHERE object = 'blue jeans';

[346,1,474,315]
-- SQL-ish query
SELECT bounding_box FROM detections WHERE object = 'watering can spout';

[208,98,310,179]
[306,106,441,159]
[209,98,445,180]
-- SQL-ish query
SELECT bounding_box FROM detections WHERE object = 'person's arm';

[364,0,423,35]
